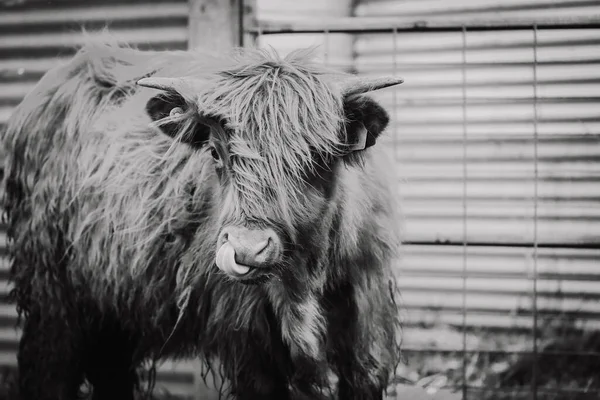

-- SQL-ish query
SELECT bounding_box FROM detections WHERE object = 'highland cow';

[1,41,403,400]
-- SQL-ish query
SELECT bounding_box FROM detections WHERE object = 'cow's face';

[140,51,401,283]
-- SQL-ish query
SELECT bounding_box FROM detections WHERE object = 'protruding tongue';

[216,242,251,276]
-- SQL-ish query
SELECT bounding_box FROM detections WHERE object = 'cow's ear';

[145,92,187,138]
[342,94,390,153]
[145,92,210,148]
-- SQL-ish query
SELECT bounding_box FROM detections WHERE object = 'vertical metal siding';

[354,0,600,344]
[0,1,203,398]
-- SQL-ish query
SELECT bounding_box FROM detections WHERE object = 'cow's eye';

[210,147,220,161]
[209,146,223,168]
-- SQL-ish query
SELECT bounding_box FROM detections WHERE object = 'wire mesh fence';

[246,4,600,399]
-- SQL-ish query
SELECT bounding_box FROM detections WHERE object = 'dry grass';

[388,317,600,400]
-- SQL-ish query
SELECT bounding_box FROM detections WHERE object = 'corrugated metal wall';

[0,1,204,398]
[351,0,600,348]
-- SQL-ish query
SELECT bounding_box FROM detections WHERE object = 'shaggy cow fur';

[1,40,402,400]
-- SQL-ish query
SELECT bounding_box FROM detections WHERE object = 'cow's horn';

[342,76,404,97]
[136,77,204,93]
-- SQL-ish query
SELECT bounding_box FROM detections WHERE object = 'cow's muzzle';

[216,226,282,278]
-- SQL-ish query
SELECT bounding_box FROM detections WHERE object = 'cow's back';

[1,44,161,314]
[2,44,139,226]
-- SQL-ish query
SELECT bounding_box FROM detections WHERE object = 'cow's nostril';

[255,238,270,255]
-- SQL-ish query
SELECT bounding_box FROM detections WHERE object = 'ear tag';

[348,123,368,151]
[169,107,184,117]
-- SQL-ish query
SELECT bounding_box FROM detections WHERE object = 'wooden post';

[188,0,256,51]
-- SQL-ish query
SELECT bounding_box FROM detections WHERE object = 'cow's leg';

[17,309,85,400]
[332,334,388,400]
[84,325,138,400]
[225,333,292,400]
[335,356,386,400]
[215,306,292,400]
[288,355,332,400]
[85,349,137,400]
[326,284,389,400]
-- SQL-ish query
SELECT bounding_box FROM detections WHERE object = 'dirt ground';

[389,384,461,400]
